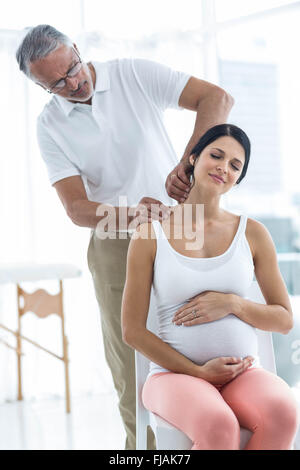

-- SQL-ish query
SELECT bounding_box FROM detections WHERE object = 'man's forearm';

[229,294,293,335]
[181,90,234,162]
[69,199,134,231]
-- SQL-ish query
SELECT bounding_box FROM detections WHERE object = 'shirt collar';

[55,61,110,117]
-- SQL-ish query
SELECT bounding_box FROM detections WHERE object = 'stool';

[0,262,81,413]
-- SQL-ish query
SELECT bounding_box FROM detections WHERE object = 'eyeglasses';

[46,49,82,94]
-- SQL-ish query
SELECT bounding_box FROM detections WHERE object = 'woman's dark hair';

[189,123,251,185]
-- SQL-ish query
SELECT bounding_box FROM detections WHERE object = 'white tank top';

[147,214,261,380]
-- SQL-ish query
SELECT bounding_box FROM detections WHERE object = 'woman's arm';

[121,222,205,378]
[230,218,294,334]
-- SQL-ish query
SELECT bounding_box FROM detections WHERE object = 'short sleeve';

[130,58,191,111]
[37,117,81,185]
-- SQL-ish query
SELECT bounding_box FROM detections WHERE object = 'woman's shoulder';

[245,216,275,261]
[245,216,271,237]
[132,221,157,239]
[129,222,157,261]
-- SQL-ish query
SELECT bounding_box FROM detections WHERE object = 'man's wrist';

[180,129,203,163]
[180,151,191,163]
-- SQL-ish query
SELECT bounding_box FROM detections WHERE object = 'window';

[216,6,300,201]
[82,0,203,37]
[215,0,297,22]
[0,0,82,32]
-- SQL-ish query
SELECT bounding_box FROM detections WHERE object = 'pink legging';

[142,367,300,450]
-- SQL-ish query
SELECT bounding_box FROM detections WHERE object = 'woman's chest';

[162,219,255,260]
[170,230,233,258]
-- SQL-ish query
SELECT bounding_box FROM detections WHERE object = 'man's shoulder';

[37,96,57,117]
[93,57,155,74]
[37,97,63,135]
[93,57,134,72]
[93,58,149,89]
[37,96,64,125]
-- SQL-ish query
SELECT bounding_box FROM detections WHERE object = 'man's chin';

[67,89,93,103]
[66,81,94,102]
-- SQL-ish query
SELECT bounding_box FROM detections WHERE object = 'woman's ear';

[189,154,195,167]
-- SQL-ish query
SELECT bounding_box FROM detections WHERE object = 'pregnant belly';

[160,314,259,366]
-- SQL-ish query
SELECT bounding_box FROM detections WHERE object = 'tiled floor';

[1,389,300,450]
[0,392,126,450]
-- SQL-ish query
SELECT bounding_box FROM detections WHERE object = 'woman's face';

[190,136,246,193]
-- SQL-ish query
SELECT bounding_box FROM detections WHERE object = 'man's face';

[30,43,95,103]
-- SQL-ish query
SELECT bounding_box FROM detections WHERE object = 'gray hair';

[16,24,73,80]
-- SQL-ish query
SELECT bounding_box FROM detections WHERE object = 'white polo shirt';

[37,58,191,207]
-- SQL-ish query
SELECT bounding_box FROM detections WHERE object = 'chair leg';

[63,335,71,414]
[136,408,149,450]
[17,285,23,401]
[17,335,23,401]
[59,281,71,413]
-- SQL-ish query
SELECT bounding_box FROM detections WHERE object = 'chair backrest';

[135,289,158,431]
[245,281,277,374]
[135,280,277,431]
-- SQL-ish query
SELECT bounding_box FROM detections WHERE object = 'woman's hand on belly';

[200,355,254,386]
[172,291,234,326]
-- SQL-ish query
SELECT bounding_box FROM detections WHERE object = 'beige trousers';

[87,230,156,450]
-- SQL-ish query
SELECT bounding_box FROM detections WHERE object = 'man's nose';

[66,76,79,90]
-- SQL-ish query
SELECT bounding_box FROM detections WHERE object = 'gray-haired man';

[16,24,234,450]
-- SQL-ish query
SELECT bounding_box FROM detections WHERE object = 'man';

[16,24,234,450]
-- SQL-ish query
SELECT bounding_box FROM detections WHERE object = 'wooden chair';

[0,262,81,413]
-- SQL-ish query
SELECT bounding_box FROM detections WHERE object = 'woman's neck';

[178,187,224,224]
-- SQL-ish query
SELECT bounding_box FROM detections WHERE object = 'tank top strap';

[232,214,247,245]
[239,214,248,236]
[237,214,254,265]
[151,220,167,241]
[151,220,169,269]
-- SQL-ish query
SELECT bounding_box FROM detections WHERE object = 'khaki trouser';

[87,230,156,450]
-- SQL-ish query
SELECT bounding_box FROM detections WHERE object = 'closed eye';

[210,154,240,171]
[51,61,79,89]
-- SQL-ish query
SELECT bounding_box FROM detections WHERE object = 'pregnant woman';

[121,124,299,450]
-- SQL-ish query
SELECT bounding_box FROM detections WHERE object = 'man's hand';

[130,197,172,228]
[165,159,192,203]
